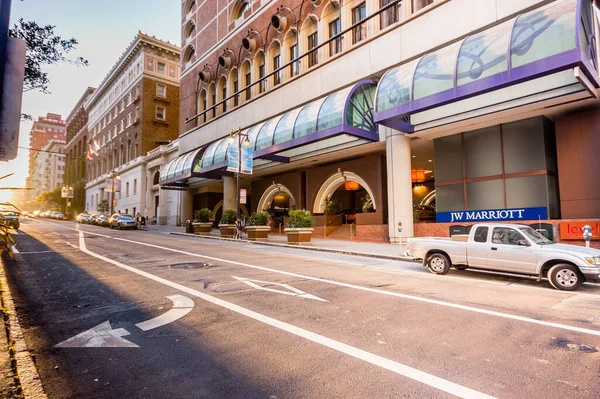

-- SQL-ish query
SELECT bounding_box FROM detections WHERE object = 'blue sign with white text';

[436,207,548,223]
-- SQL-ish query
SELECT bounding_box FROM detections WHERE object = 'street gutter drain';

[165,262,213,270]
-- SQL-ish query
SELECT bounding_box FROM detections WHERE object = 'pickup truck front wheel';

[426,253,451,275]
[548,264,583,291]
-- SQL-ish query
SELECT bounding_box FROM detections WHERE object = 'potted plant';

[192,208,212,235]
[218,209,236,238]
[284,209,314,244]
[245,211,271,241]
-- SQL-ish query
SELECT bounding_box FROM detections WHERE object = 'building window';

[352,3,367,44]
[329,19,342,56]
[272,54,281,86]
[381,0,401,29]
[413,0,433,12]
[127,112,132,126]
[126,182,130,196]
[120,99,125,112]
[157,62,166,75]
[258,61,266,93]
[233,73,239,107]
[231,0,250,22]
[133,179,137,195]
[211,88,216,118]
[156,106,166,120]
[157,83,166,97]
[120,119,124,132]
[308,32,318,67]
[221,83,227,113]
[127,92,132,105]
[244,70,251,101]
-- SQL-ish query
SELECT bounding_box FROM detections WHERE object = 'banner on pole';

[227,144,253,175]
[240,189,247,204]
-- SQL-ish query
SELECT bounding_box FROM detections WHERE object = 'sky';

[0,0,181,202]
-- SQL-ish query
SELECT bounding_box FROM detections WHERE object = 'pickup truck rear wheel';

[548,264,583,291]
[426,253,451,275]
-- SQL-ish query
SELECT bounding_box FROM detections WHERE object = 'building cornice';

[86,32,180,111]
[66,87,96,123]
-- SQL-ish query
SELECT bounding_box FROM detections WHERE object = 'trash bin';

[186,220,193,234]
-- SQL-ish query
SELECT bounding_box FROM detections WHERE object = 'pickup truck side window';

[492,227,526,245]
[473,227,488,243]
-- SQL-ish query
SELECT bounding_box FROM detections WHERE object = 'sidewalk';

[166,226,415,262]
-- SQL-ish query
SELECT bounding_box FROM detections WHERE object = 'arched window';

[184,20,196,41]
[153,171,160,185]
[283,29,299,79]
[228,68,239,108]
[301,16,319,69]
[183,45,195,65]
[253,51,266,95]
[198,89,207,122]
[321,1,342,57]
[217,76,227,113]
[231,0,251,23]
[240,60,252,102]
[208,83,216,119]
[267,40,282,87]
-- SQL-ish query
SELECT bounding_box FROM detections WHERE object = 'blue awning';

[198,80,379,175]
[374,0,598,131]
[159,147,209,187]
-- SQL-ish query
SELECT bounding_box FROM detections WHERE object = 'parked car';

[110,214,137,230]
[89,214,100,225]
[406,223,600,291]
[33,210,41,217]
[96,215,110,227]
[77,213,90,224]
[54,212,66,220]
[0,211,20,229]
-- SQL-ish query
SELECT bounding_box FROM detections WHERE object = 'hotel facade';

[164,0,600,246]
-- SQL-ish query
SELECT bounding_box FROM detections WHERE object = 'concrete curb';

[170,232,418,262]
[0,255,47,399]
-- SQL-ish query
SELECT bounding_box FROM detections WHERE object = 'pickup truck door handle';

[491,247,498,250]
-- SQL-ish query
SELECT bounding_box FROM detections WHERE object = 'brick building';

[164,0,600,246]
[84,33,180,219]
[25,113,66,199]
[64,87,95,214]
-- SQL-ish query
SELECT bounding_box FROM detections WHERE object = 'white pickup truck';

[406,223,600,291]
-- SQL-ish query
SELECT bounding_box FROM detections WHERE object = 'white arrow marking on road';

[55,321,138,348]
[232,276,328,302]
[135,294,195,331]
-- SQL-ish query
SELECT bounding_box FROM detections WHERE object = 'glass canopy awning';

[159,147,216,188]
[374,0,598,132]
[172,80,379,182]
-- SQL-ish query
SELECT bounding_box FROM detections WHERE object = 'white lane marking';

[107,236,600,338]
[135,295,194,331]
[55,321,138,348]
[233,276,328,302]
[77,231,493,399]
[11,245,19,254]
[49,222,600,335]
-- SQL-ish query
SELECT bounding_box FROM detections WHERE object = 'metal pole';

[110,176,114,215]
[235,134,241,221]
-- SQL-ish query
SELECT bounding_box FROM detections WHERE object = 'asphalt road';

[4,217,600,399]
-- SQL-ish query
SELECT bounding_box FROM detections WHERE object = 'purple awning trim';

[375,0,599,132]
[258,154,290,163]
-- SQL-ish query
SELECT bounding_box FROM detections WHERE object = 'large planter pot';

[218,224,235,238]
[284,228,314,245]
[192,222,212,235]
[245,225,270,241]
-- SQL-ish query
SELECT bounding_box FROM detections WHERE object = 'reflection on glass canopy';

[201,139,223,168]
[159,147,204,185]
[376,0,591,114]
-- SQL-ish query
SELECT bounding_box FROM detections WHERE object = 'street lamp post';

[227,129,250,221]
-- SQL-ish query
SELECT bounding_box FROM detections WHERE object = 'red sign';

[559,221,600,240]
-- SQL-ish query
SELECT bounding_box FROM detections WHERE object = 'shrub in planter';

[285,209,314,244]
[218,209,237,237]
[192,208,212,235]
[194,208,212,223]
[246,211,271,241]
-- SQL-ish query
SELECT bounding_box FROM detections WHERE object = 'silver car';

[109,214,138,230]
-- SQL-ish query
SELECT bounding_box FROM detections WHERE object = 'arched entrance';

[212,200,249,223]
[312,172,376,219]
[256,184,297,229]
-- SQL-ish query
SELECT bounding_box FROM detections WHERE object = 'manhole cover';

[164,262,213,270]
